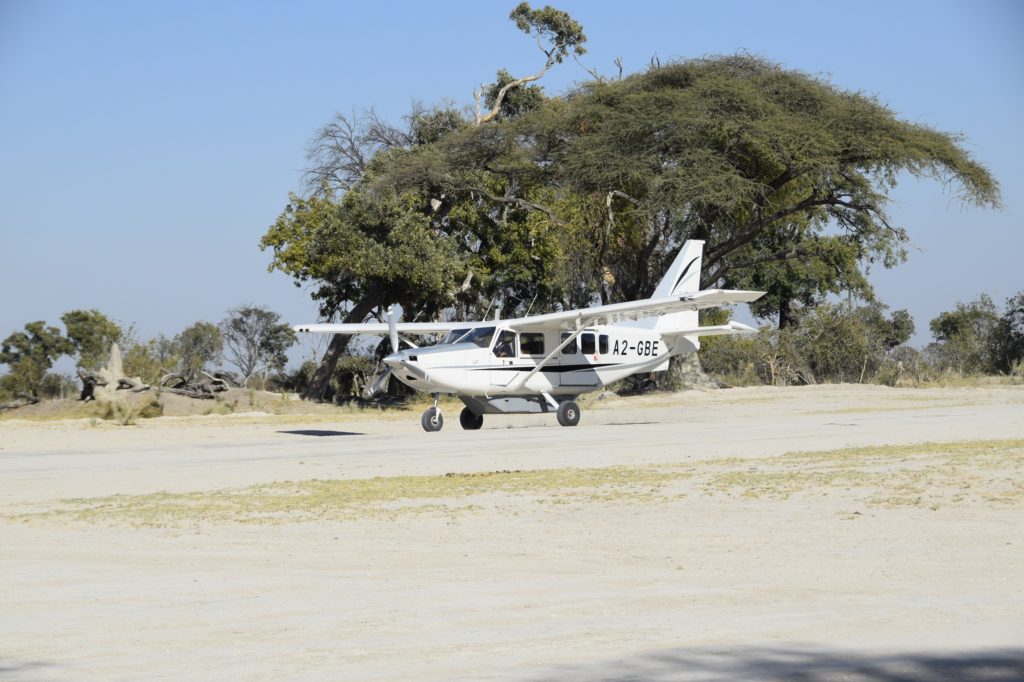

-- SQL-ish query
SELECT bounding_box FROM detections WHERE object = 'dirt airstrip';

[1,384,1023,681]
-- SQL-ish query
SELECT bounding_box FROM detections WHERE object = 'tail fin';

[651,240,703,333]
[652,239,704,298]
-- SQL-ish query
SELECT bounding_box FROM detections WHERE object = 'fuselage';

[384,323,690,398]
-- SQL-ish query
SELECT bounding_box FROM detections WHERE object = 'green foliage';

[38,372,79,400]
[60,309,123,370]
[0,321,74,396]
[174,322,223,382]
[508,3,587,65]
[701,303,918,386]
[279,18,1000,399]
[122,335,178,385]
[220,305,296,384]
[376,53,998,320]
[552,54,998,305]
[331,354,378,403]
[928,295,1002,375]
[262,188,467,320]
[272,360,318,395]
[993,291,1024,372]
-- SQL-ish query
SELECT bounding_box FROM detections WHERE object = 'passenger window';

[493,330,516,358]
[581,333,595,355]
[599,334,609,355]
[520,332,545,356]
[560,332,577,355]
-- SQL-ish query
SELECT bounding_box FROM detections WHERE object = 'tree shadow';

[525,645,1024,681]
[0,658,56,681]
[276,429,364,437]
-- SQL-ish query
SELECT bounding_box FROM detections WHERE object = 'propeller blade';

[364,367,392,398]
[386,305,401,353]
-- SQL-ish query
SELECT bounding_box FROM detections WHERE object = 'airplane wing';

[294,289,763,336]
[294,321,474,335]
[503,289,764,332]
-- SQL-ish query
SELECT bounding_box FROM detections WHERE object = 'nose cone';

[383,351,403,368]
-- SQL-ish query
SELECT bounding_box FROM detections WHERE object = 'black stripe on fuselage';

[480,363,620,373]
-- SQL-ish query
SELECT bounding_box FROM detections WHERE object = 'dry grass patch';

[6,439,1022,527]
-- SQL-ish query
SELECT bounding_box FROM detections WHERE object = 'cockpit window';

[460,326,495,348]
[439,328,471,345]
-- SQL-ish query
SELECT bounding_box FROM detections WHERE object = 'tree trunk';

[302,296,377,402]
[778,299,793,329]
[660,352,719,391]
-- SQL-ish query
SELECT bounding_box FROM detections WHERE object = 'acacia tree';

[220,306,296,386]
[61,309,123,370]
[268,6,587,401]
[173,322,223,382]
[0,322,74,397]
[271,6,1001,399]
[392,54,999,318]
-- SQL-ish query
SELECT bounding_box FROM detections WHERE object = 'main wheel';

[459,407,484,431]
[421,406,443,432]
[556,400,580,427]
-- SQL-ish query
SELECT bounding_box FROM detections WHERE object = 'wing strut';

[510,325,588,392]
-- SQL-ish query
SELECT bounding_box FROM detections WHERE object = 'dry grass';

[6,439,1023,528]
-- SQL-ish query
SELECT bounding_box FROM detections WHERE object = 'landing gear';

[459,407,484,430]
[556,400,580,427]
[421,394,443,432]
[421,407,443,432]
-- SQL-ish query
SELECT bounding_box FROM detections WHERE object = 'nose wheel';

[556,400,580,427]
[421,406,443,432]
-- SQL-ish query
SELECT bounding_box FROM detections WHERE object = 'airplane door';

[490,329,518,387]
[559,332,600,387]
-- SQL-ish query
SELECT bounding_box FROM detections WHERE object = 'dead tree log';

[77,368,108,402]
[0,393,40,412]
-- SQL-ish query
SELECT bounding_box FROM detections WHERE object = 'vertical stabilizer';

[652,239,704,298]
[650,240,703,334]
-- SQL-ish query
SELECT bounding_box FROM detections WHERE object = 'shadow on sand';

[0,658,55,682]
[276,429,364,437]
[526,645,1024,681]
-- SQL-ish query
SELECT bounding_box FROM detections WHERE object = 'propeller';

[366,304,402,399]
[386,304,402,353]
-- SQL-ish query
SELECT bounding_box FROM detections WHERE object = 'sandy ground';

[1,384,1023,681]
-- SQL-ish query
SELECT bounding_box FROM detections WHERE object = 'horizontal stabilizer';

[663,320,759,337]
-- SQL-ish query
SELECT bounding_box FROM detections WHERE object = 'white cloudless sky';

[1,0,1021,358]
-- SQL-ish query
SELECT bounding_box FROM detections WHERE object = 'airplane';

[295,240,764,432]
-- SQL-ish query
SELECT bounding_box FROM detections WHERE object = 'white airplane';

[295,240,763,431]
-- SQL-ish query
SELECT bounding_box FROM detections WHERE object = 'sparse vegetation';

[11,438,1021,527]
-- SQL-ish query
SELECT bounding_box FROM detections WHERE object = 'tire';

[459,407,484,431]
[421,407,443,432]
[556,400,580,427]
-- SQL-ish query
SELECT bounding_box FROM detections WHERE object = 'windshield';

[459,326,496,348]
[439,328,471,345]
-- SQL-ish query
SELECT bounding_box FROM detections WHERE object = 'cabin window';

[492,330,516,357]
[599,334,609,355]
[520,332,545,356]
[560,332,578,355]
[580,333,596,355]
[462,326,495,348]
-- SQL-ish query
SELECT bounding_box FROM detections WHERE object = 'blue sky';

[1,0,1021,358]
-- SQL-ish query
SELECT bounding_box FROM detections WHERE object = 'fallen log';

[0,393,40,412]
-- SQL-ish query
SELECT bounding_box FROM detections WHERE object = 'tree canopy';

[264,6,1000,400]
[220,305,296,385]
[61,309,123,371]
